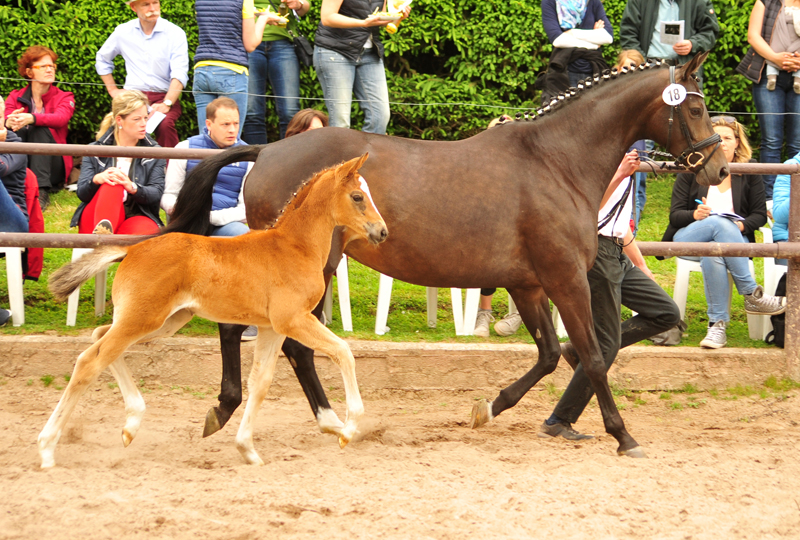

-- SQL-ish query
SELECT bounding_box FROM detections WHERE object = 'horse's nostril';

[380,228,388,241]
[720,166,729,180]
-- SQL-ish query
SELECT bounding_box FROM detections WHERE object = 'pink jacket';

[5,85,75,184]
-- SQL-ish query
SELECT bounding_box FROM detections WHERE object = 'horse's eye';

[352,192,364,203]
[690,107,702,117]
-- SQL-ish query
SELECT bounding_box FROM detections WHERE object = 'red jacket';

[5,85,75,184]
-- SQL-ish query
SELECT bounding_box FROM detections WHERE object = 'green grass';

[0,178,780,347]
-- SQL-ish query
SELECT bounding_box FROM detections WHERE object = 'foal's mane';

[500,60,673,123]
[267,161,346,231]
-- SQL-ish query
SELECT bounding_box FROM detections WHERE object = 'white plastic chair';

[374,276,483,336]
[672,256,762,340]
[760,226,787,339]
[323,254,353,332]
[66,248,109,326]
[0,247,25,326]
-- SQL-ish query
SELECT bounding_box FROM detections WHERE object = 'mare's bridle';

[664,65,721,173]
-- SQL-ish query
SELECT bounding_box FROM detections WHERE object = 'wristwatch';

[163,99,173,107]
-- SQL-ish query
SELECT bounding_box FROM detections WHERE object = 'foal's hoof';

[469,399,493,429]
[122,429,134,448]
[203,407,223,438]
[338,435,350,449]
[618,446,647,459]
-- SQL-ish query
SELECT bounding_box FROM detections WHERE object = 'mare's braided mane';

[499,59,671,123]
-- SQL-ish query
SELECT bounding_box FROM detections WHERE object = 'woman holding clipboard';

[660,116,784,348]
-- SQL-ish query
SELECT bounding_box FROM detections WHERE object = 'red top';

[5,84,76,183]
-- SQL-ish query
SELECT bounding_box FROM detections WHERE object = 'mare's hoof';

[469,399,493,429]
[618,446,647,459]
[203,407,223,438]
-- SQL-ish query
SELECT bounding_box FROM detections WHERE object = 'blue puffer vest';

[186,130,249,211]
[195,0,250,68]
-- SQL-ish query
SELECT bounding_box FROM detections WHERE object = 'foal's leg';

[235,327,286,465]
[278,313,363,448]
[38,325,153,468]
[470,287,562,428]
[548,281,643,457]
[107,358,146,447]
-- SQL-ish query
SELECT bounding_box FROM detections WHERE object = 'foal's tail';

[162,145,265,237]
[48,246,129,302]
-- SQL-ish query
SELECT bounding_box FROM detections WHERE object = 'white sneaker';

[494,312,522,336]
[474,309,494,337]
[700,320,726,349]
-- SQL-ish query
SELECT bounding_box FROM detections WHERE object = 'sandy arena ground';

[1,371,799,539]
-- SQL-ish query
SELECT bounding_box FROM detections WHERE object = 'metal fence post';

[786,173,800,379]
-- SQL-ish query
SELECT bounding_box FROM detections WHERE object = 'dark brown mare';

[166,54,727,457]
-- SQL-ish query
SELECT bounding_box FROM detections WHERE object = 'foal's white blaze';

[358,176,383,220]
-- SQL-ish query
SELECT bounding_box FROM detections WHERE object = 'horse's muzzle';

[366,222,389,245]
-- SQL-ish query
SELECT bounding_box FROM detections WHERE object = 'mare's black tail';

[162,145,265,236]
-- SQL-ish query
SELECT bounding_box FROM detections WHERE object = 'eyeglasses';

[710,115,737,126]
[30,64,57,71]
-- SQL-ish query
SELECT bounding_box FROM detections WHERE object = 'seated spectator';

[285,108,329,138]
[4,45,75,210]
[660,116,784,349]
[0,98,30,326]
[70,91,165,236]
[192,0,282,136]
[161,97,254,338]
[771,150,798,259]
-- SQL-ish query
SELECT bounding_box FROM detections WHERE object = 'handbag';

[288,28,314,68]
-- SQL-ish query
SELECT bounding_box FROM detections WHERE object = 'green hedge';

[0,0,758,144]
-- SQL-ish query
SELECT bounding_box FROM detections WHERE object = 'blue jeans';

[210,221,249,237]
[241,39,301,144]
[752,71,800,200]
[673,216,757,323]
[313,46,390,134]
[192,65,250,137]
[634,171,647,226]
[0,181,28,233]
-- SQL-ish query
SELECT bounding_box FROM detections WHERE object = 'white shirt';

[706,186,734,215]
[96,17,190,91]
[161,140,253,227]
[597,175,634,239]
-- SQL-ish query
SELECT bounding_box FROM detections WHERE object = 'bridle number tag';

[662,84,687,106]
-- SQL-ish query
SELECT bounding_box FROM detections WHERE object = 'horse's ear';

[677,52,708,83]
[336,153,369,183]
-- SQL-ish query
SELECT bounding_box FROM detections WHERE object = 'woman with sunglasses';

[4,46,75,210]
[737,0,800,200]
[661,116,784,349]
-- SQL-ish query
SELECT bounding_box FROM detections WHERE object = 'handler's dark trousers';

[553,235,681,424]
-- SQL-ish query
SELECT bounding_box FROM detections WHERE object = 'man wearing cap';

[96,0,189,148]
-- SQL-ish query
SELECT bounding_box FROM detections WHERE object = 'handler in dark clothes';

[540,150,681,440]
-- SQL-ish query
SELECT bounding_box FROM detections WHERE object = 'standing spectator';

[96,0,189,148]
[71,91,165,236]
[193,0,283,136]
[0,102,29,327]
[541,0,614,88]
[737,0,800,200]
[4,46,75,211]
[313,0,410,134]
[242,0,311,144]
[661,116,784,349]
[620,0,719,82]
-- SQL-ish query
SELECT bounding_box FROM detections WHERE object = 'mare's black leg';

[470,288,561,428]
[549,279,642,457]
[203,323,246,437]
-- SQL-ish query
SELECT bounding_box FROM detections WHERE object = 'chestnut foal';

[40,154,387,468]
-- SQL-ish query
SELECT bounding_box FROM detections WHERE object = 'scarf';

[556,0,589,31]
